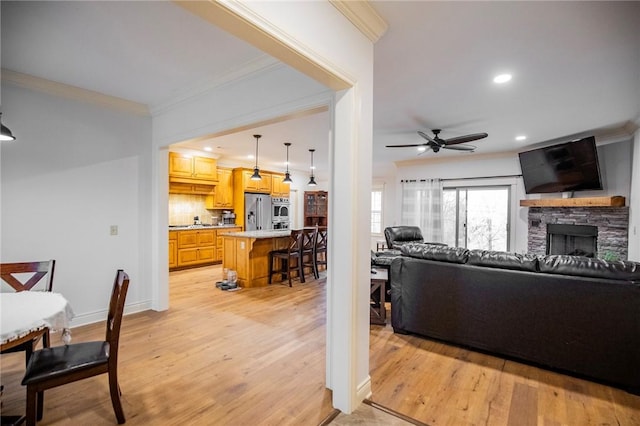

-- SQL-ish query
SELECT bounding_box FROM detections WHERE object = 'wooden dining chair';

[300,227,319,280]
[268,229,304,287]
[21,270,130,425]
[0,260,56,365]
[314,227,327,273]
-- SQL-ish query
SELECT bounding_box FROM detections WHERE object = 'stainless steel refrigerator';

[244,193,272,231]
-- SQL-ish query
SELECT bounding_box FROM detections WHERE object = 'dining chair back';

[314,227,327,273]
[268,229,304,287]
[300,227,319,280]
[0,260,56,292]
[21,270,130,425]
[0,260,56,365]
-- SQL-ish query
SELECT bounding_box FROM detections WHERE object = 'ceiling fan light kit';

[386,128,487,154]
[250,134,262,181]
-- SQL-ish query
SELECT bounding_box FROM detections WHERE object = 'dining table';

[1,291,75,424]
[1,291,75,350]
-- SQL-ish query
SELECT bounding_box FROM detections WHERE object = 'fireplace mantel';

[520,196,625,208]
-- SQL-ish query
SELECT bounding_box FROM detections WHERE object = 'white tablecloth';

[0,292,75,345]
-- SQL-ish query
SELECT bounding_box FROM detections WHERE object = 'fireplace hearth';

[546,223,597,257]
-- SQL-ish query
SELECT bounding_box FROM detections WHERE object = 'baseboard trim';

[69,301,152,328]
[357,375,373,402]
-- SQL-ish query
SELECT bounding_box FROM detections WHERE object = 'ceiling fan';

[386,129,488,153]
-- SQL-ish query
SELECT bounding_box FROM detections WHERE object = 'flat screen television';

[518,136,603,194]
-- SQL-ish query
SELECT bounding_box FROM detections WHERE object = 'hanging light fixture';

[250,134,262,181]
[283,142,293,184]
[0,113,17,142]
[308,148,317,186]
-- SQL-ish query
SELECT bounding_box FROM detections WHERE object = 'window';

[443,186,510,251]
[371,189,383,234]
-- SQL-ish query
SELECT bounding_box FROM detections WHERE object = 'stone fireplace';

[527,206,629,260]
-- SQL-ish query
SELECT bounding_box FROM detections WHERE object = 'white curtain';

[401,179,444,242]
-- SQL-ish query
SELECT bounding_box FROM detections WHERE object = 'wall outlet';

[110,225,118,236]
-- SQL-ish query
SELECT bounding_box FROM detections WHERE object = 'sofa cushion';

[468,249,539,272]
[539,255,640,281]
[400,243,469,264]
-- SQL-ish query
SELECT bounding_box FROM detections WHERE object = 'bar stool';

[314,227,327,273]
[300,227,319,280]
[268,229,304,287]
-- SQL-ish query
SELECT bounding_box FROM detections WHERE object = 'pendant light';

[0,113,16,142]
[283,142,293,184]
[250,134,262,181]
[308,148,317,187]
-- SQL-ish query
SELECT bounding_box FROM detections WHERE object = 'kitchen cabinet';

[216,226,241,261]
[271,173,290,197]
[205,168,233,209]
[304,191,328,227]
[169,232,177,269]
[173,229,217,269]
[169,182,215,195]
[169,152,217,183]
[235,168,272,194]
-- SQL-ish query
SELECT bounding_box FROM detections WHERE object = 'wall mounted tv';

[518,136,603,194]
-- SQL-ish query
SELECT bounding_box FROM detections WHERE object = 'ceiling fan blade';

[443,133,488,145]
[442,144,476,151]
[385,143,427,148]
[417,130,438,144]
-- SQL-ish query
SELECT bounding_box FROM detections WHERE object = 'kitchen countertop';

[222,230,291,239]
[169,225,241,231]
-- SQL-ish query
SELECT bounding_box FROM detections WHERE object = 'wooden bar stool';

[300,227,319,280]
[314,227,327,273]
[268,230,304,287]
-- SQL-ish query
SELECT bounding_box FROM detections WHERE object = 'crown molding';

[330,1,388,43]
[149,54,282,116]
[176,1,354,91]
[1,69,150,116]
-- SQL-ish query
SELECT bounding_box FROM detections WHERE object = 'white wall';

[0,83,153,324]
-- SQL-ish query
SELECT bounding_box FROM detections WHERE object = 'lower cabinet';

[169,232,177,269]
[171,229,217,270]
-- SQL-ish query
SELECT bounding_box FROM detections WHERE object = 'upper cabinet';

[205,168,234,209]
[235,168,272,194]
[169,152,217,183]
[271,173,290,198]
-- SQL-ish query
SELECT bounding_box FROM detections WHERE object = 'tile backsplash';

[169,194,226,226]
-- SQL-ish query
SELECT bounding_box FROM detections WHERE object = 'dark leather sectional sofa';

[389,243,640,392]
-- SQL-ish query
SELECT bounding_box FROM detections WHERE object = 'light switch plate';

[110,225,118,236]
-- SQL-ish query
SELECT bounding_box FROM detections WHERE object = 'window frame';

[371,185,384,235]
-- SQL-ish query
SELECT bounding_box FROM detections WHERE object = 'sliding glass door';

[443,186,510,251]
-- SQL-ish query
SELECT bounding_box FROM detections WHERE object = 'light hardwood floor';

[2,265,640,425]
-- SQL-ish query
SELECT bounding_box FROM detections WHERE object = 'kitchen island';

[221,230,291,287]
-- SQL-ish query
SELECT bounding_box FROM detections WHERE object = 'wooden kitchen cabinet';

[236,168,272,193]
[169,182,215,195]
[216,226,241,262]
[205,168,233,209]
[169,152,217,182]
[271,173,290,197]
[173,229,217,269]
[304,191,328,227]
[169,231,177,268]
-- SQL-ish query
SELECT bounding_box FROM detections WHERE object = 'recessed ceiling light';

[515,135,527,141]
[203,146,213,152]
[493,73,512,84]
[247,154,254,160]
[417,146,427,152]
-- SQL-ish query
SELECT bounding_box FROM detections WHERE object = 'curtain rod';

[401,174,522,183]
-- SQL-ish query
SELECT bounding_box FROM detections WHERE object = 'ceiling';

[2,1,639,180]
